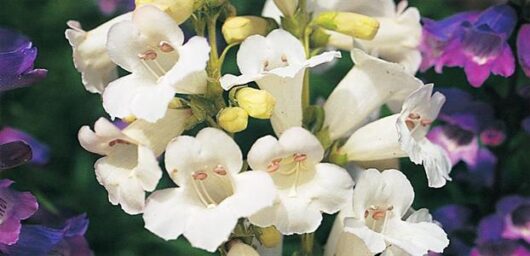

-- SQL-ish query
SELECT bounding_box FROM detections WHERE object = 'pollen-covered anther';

[138,50,158,60]
[420,119,433,127]
[281,54,288,63]
[267,159,282,173]
[293,153,307,162]
[192,171,208,181]
[213,165,227,176]
[108,139,131,147]
[159,41,174,52]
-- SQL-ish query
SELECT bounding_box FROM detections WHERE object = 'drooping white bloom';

[143,128,276,252]
[324,49,422,140]
[103,5,210,122]
[78,109,191,214]
[341,84,452,188]
[65,13,132,93]
[220,29,341,135]
[263,0,422,74]
[247,127,354,235]
[343,169,449,256]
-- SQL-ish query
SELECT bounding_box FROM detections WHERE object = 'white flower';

[103,5,210,122]
[343,169,449,256]
[65,13,132,94]
[263,0,422,74]
[324,49,422,140]
[220,29,341,135]
[247,127,354,235]
[341,84,452,188]
[78,109,191,214]
[143,128,276,252]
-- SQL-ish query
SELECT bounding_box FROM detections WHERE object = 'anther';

[293,153,307,162]
[408,113,421,120]
[138,50,157,60]
[372,210,386,220]
[405,120,416,130]
[192,171,208,181]
[108,139,130,147]
[267,159,282,173]
[213,165,227,176]
[420,119,433,127]
[159,41,174,52]
[281,54,288,63]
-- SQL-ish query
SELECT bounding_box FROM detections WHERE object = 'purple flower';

[0,180,38,245]
[0,214,92,256]
[480,127,506,146]
[470,240,530,256]
[518,24,530,78]
[420,11,479,72]
[0,141,32,170]
[498,196,530,243]
[432,205,473,255]
[0,28,47,92]
[0,128,49,166]
[98,0,134,15]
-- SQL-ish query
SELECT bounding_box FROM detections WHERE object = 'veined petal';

[324,49,422,140]
[106,20,151,75]
[278,127,324,164]
[247,135,284,171]
[132,5,184,46]
[78,117,131,155]
[65,13,132,93]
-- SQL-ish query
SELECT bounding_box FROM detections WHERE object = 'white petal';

[143,188,200,240]
[343,218,387,254]
[278,127,325,164]
[383,218,449,256]
[161,36,210,93]
[123,109,191,156]
[236,34,272,75]
[315,0,395,17]
[324,49,422,140]
[261,0,282,22]
[78,118,126,155]
[223,171,276,217]
[416,139,452,188]
[134,145,163,191]
[133,5,184,46]
[335,232,373,256]
[247,135,285,171]
[305,51,342,67]
[220,73,265,90]
[106,20,152,75]
[65,13,132,93]
[342,115,407,162]
[265,29,307,65]
[257,72,304,135]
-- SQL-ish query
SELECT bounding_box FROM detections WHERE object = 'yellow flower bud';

[314,11,380,40]
[255,226,282,248]
[227,241,259,256]
[135,0,194,24]
[273,0,298,17]
[236,88,275,119]
[168,98,183,109]
[222,16,277,44]
[122,115,137,124]
[218,107,248,133]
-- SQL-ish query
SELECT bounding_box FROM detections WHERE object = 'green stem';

[301,25,313,114]
[301,232,315,256]
[207,17,220,76]
[219,43,240,70]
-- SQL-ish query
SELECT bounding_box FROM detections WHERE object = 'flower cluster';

[67,0,458,254]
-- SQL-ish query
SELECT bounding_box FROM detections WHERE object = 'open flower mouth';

[263,54,290,72]
[190,165,234,208]
[266,153,314,197]
[364,205,394,233]
[137,41,179,81]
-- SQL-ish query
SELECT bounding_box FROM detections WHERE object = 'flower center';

[137,41,178,80]
[364,205,394,233]
[266,153,310,197]
[263,54,290,72]
[190,165,234,208]
[405,112,432,131]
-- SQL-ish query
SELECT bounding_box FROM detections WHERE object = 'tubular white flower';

[324,49,422,140]
[143,128,276,252]
[103,5,210,122]
[263,0,422,74]
[341,84,452,188]
[342,169,449,256]
[65,13,132,94]
[220,29,341,135]
[78,109,191,214]
[247,127,354,235]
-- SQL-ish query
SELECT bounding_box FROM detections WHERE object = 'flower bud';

[218,107,249,133]
[236,88,275,119]
[227,241,259,256]
[222,16,277,44]
[135,0,194,24]
[314,11,380,40]
[255,226,282,248]
[273,0,298,17]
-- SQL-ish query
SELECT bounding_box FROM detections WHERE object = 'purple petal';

[0,214,91,255]
[480,127,506,146]
[477,214,505,242]
[0,27,47,91]
[474,5,517,38]
[470,240,530,256]
[518,24,530,78]
[0,128,49,165]
[496,196,527,216]
[464,148,496,187]
[0,141,32,170]
[98,0,135,15]
[0,179,38,245]
[427,125,479,167]
[433,204,472,233]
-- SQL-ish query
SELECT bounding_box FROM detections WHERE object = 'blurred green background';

[1,0,529,255]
